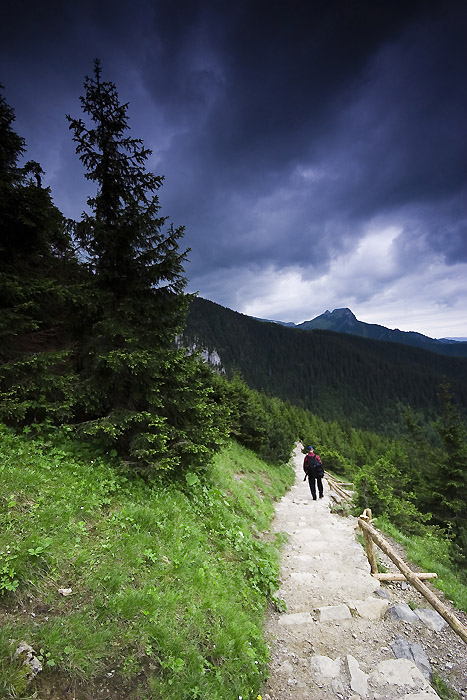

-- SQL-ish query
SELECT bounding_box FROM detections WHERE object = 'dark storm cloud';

[138,0,467,276]
[1,0,467,333]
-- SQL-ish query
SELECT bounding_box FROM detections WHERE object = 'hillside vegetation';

[0,428,294,698]
[183,296,467,432]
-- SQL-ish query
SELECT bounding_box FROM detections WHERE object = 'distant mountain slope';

[183,297,467,433]
[268,308,467,358]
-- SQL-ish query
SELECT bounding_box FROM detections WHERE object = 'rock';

[331,677,346,695]
[315,604,351,622]
[278,660,294,675]
[14,641,42,679]
[369,658,433,693]
[58,587,73,596]
[388,603,419,624]
[278,612,312,626]
[345,654,368,697]
[414,608,447,632]
[375,587,392,600]
[309,654,342,678]
[15,642,36,657]
[26,656,43,677]
[389,637,432,679]
[347,597,389,620]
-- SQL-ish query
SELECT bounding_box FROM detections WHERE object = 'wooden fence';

[325,471,353,503]
[322,474,467,644]
[358,508,467,645]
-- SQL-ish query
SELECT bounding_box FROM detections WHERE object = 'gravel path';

[261,444,467,700]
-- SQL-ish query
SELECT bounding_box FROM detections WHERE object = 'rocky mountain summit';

[261,446,467,700]
[264,307,467,357]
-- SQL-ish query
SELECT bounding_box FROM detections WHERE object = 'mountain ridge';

[183,296,467,432]
[258,307,467,357]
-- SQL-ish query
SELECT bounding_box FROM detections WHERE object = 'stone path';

[261,444,447,700]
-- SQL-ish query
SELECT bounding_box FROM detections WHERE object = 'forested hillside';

[183,296,467,433]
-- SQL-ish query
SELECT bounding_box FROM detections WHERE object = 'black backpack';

[305,453,323,476]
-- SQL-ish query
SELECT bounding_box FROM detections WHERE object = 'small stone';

[58,588,73,596]
[375,587,391,600]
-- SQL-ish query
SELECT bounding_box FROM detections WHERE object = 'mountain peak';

[330,307,356,319]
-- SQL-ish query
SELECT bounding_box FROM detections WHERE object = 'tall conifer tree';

[0,88,76,425]
[67,61,227,471]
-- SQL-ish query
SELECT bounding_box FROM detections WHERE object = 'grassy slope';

[0,426,294,699]
[375,517,467,612]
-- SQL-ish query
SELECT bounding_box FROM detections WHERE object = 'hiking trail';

[261,444,467,700]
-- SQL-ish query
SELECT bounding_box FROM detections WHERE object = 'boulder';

[278,612,312,626]
[369,658,433,693]
[388,603,419,624]
[414,608,447,632]
[389,636,432,679]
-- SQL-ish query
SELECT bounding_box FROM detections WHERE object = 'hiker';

[303,446,324,500]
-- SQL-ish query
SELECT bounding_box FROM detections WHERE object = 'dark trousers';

[308,475,323,500]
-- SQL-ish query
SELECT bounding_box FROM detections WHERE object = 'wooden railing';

[323,474,467,644]
[325,471,353,503]
[358,508,467,644]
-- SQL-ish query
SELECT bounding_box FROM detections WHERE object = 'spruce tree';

[0,87,77,425]
[434,384,467,559]
[67,61,227,472]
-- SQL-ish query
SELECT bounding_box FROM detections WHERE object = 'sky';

[2,0,467,338]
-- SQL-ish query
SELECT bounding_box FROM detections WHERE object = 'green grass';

[432,673,462,700]
[0,426,294,699]
[375,516,467,611]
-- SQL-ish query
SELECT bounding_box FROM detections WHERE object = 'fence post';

[359,508,379,575]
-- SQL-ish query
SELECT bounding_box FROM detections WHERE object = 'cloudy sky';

[2,0,467,337]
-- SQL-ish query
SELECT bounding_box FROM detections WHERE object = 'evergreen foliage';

[0,87,79,425]
[432,385,467,558]
[65,60,200,472]
[183,296,467,433]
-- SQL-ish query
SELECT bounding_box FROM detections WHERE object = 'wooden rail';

[358,509,467,644]
[325,472,353,503]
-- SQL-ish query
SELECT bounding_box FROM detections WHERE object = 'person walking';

[303,446,324,500]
